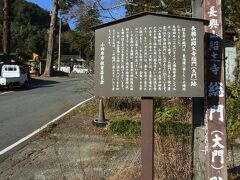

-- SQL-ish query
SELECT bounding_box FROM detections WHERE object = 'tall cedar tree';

[43,0,79,77]
[2,0,10,63]
[43,0,59,77]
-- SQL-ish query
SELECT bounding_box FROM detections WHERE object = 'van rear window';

[4,67,17,71]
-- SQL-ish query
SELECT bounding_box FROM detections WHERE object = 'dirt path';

[0,114,140,180]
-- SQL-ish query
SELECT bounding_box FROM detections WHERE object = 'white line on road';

[0,96,95,156]
[0,91,13,96]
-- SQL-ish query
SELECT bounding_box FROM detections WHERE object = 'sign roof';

[93,11,208,30]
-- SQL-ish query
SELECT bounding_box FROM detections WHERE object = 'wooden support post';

[191,1,205,179]
[202,0,228,179]
[141,97,154,180]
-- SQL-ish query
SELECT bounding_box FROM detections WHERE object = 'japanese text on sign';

[95,14,205,97]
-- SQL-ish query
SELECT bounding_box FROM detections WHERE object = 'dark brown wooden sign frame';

[94,12,206,97]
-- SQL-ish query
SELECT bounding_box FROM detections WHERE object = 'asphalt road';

[0,75,93,152]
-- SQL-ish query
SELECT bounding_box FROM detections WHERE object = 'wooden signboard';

[94,12,206,97]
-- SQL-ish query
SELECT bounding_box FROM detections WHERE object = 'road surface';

[0,75,93,152]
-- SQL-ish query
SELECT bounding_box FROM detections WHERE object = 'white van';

[0,64,29,89]
[72,64,88,73]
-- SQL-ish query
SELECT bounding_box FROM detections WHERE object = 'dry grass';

[106,134,192,180]
[76,99,193,179]
[107,148,141,180]
[154,134,192,180]
[108,166,140,180]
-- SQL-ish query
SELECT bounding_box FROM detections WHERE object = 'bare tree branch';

[95,0,117,20]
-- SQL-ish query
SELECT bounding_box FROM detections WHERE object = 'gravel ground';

[0,113,140,180]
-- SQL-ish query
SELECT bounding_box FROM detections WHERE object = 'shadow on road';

[27,78,59,90]
[0,78,59,92]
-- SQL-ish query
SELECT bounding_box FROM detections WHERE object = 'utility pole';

[57,10,61,71]
[3,0,10,64]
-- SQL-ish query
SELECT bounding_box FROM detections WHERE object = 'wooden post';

[192,0,205,129]
[191,1,205,179]
[202,0,228,179]
[141,97,154,180]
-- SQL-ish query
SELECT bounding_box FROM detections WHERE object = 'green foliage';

[155,121,191,138]
[59,0,81,15]
[10,23,48,55]
[155,97,191,122]
[225,0,240,30]
[108,117,141,136]
[156,106,181,121]
[0,0,74,58]
[108,117,191,138]
[106,97,191,137]
[57,32,76,55]
[0,0,50,56]
[11,0,50,27]
[227,82,240,138]
[105,97,190,122]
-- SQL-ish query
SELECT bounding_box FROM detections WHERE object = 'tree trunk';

[3,0,10,64]
[43,0,59,77]
[234,30,240,83]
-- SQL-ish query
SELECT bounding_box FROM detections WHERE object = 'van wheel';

[7,83,13,90]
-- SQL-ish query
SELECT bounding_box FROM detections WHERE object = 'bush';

[105,97,192,138]
[155,97,191,123]
[155,121,192,138]
[156,106,181,121]
[108,117,191,139]
[108,117,141,136]
[227,82,240,138]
